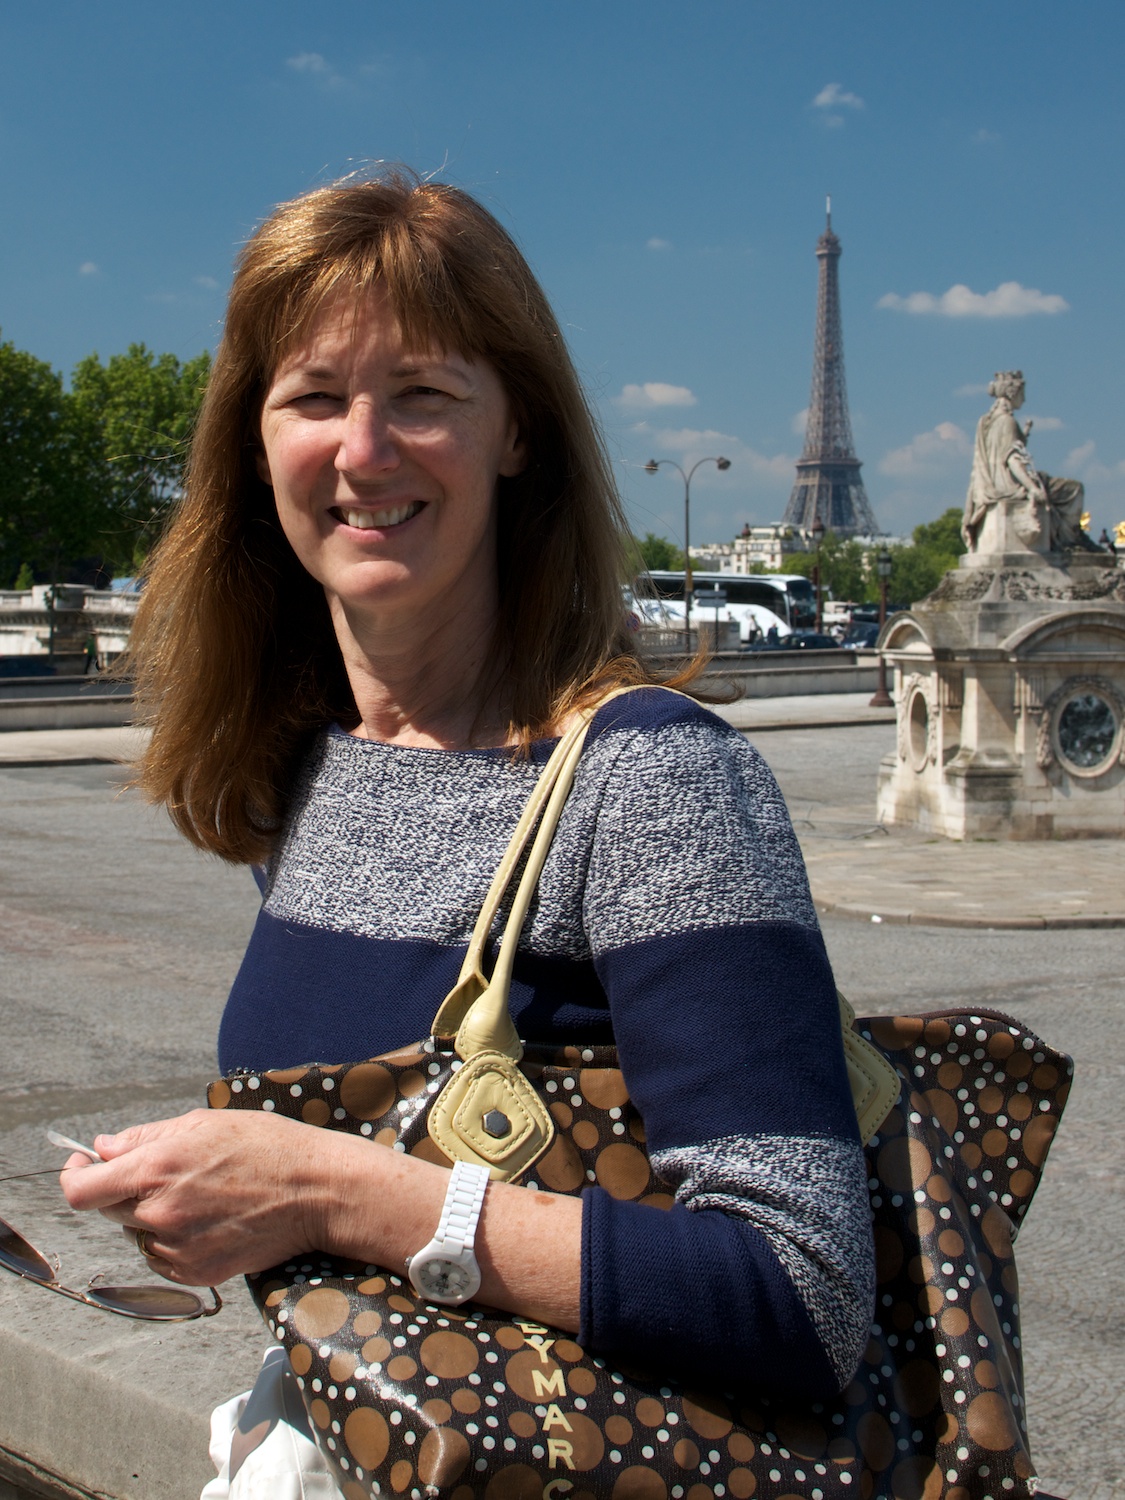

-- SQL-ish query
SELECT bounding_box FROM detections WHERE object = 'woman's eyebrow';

[389,361,471,382]
[275,362,338,383]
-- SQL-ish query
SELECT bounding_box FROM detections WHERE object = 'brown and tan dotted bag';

[209,694,1070,1500]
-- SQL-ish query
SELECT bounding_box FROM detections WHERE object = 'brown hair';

[127,169,696,863]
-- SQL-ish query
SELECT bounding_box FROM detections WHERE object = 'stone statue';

[962,371,1096,555]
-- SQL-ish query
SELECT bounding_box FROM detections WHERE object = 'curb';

[741,714,896,733]
[0,757,127,769]
[0,1442,98,1500]
[816,900,1125,930]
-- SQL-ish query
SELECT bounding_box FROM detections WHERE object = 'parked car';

[746,630,841,653]
[843,622,880,648]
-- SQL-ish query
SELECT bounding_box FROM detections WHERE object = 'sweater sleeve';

[574,691,873,1398]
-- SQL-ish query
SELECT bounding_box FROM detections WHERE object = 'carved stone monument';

[877,374,1125,839]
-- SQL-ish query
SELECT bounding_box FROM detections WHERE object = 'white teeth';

[341,502,421,529]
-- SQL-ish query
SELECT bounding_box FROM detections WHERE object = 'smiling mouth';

[334,501,425,530]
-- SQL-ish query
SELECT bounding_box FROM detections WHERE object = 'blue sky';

[2,1,1123,546]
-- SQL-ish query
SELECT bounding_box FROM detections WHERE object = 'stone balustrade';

[0,588,139,665]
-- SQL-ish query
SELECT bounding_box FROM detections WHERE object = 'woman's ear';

[498,421,528,479]
[254,449,273,486]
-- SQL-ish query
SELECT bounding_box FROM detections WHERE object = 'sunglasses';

[0,1135,222,1321]
[0,1215,222,1320]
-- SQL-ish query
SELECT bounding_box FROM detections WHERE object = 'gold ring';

[135,1228,159,1261]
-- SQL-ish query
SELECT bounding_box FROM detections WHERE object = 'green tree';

[0,337,107,589]
[70,343,211,569]
[886,507,966,606]
[629,532,686,573]
[781,532,875,603]
[911,506,966,559]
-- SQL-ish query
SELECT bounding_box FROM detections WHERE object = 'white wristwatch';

[406,1160,490,1305]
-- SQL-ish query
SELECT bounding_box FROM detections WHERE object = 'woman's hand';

[59,1108,356,1287]
[60,1109,583,1331]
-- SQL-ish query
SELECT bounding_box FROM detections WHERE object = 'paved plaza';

[0,712,1120,1498]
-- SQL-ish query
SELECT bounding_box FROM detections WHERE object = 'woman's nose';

[335,399,400,477]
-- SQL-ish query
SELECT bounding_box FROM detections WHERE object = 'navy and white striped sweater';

[220,688,873,1398]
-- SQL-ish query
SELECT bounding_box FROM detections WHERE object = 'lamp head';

[644,459,660,475]
[876,548,893,580]
[716,456,731,471]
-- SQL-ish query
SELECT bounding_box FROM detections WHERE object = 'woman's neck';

[328,592,511,750]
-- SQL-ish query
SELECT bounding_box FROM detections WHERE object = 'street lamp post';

[869,547,894,708]
[644,455,731,652]
[811,516,826,633]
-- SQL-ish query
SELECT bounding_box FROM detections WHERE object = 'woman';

[61,172,873,1489]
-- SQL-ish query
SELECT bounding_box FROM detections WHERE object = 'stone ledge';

[0,698,134,733]
[0,1283,264,1500]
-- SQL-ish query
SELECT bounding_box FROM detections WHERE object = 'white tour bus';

[637,571,816,644]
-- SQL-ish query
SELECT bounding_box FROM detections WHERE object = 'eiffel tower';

[783,201,879,536]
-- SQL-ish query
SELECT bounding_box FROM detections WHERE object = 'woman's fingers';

[61,1108,351,1283]
[61,1152,157,1212]
[64,1109,252,1211]
[122,1224,180,1276]
[98,1198,144,1226]
[91,1109,213,1162]
[61,1151,98,1175]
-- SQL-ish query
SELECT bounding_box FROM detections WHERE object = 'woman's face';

[257,289,525,631]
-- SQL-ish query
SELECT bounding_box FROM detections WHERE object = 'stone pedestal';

[876,550,1125,838]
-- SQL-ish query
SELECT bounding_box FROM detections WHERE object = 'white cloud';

[78,261,98,276]
[813,82,864,111]
[954,383,990,398]
[879,422,972,478]
[193,275,219,290]
[614,382,698,411]
[791,408,809,436]
[286,51,346,87]
[1065,440,1098,471]
[878,281,1069,318]
[1059,440,1125,487]
[288,51,330,74]
[647,237,672,252]
[973,128,1002,144]
[1024,414,1064,432]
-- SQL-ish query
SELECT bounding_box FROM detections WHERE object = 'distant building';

[690,524,808,572]
[691,523,909,574]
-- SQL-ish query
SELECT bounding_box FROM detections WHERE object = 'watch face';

[414,1257,474,1303]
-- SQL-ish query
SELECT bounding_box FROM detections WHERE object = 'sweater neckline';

[325,722,560,763]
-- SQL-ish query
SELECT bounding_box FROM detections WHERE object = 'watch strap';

[433,1160,490,1254]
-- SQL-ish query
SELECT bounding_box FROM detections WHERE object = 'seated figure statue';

[962,371,1097,554]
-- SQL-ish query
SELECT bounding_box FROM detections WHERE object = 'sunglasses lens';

[0,1221,53,1280]
[84,1284,205,1320]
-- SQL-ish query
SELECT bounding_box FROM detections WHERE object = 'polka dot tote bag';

[209,1010,1069,1500]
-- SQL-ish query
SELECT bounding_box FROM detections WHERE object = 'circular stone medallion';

[1056,691,1117,772]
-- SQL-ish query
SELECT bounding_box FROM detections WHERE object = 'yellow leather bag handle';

[429,702,606,1053]
[428,685,899,1156]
